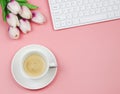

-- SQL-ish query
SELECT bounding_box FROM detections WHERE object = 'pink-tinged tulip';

[8,27,20,39]
[19,19,31,34]
[31,12,46,24]
[7,0,21,15]
[7,13,19,27]
[19,6,32,19]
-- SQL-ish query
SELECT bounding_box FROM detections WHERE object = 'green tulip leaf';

[7,0,10,3]
[16,0,27,3]
[0,0,8,21]
[19,2,38,9]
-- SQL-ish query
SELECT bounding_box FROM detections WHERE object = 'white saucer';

[11,45,57,90]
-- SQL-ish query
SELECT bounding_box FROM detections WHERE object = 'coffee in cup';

[23,54,47,78]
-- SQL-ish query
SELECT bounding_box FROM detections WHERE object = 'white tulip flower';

[31,12,46,24]
[7,0,21,15]
[19,6,32,19]
[6,13,19,27]
[8,27,20,39]
[19,19,31,34]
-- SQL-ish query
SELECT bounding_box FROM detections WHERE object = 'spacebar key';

[80,14,108,23]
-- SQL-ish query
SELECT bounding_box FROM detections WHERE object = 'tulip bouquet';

[0,0,46,39]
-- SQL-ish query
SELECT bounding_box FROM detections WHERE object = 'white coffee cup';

[20,50,57,79]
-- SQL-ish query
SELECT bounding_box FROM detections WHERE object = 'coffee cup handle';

[49,62,57,68]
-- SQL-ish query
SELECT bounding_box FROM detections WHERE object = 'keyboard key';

[61,21,66,27]
[66,20,72,25]
[52,4,59,10]
[71,1,77,6]
[108,12,115,18]
[53,10,62,15]
[54,22,61,28]
[73,19,80,25]
[115,11,120,17]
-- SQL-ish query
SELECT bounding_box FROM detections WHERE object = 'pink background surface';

[0,0,120,94]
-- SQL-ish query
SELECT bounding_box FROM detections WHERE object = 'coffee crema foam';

[23,54,46,77]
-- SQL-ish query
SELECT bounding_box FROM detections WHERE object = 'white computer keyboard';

[48,0,120,30]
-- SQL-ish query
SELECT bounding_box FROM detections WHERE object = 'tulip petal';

[7,13,20,27]
[19,6,32,19]
[7,0,21,14]
[32,12,46,24]
[19,19,31,34]
[9,27,20,39]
